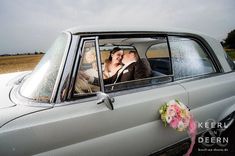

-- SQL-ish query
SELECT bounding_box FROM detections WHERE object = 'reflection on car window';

[73,40,100,96]
[20,33,69,102]
[169,36,216,79]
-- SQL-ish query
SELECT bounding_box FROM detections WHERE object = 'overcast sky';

[0,0,235,54]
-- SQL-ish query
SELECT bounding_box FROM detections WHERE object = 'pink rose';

[170,117,180,129]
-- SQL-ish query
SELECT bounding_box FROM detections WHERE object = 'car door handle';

[97,98,105,104]
[97,97,115,104]
[96,92,114,110]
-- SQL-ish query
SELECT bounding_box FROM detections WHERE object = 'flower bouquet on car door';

[159,99,197,156]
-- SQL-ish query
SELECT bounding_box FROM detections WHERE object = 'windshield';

[20,33,70,103]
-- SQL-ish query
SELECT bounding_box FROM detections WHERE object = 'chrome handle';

[97,99,105,105]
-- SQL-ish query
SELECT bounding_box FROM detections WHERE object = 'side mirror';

[97,92,114,110]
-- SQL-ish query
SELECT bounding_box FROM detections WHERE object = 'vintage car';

[0,26,235,155]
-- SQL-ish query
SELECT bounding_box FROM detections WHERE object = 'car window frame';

[144,35,173,77]
[65,32,223,103]
[168,35,221,81]
[98,34,175,93]
[169,34,223,72]
[70,36,104,100]
[99,34,222,94]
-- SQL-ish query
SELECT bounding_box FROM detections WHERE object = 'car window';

[98,36,172,92]
[100,45,136,79]
[73,35,217,96]
[20,33,70,102]
[169,36,216,79]
[146,37,171,76]
[73,40,101,97]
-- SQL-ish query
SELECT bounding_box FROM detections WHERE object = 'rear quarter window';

[168,36,216,79]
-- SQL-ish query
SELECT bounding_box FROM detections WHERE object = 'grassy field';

[0,54,43,74]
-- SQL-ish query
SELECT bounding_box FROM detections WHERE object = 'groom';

[113,50,150,83]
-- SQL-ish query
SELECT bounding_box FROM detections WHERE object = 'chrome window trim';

[104,75,173,88]
[50,31,72,103]
[56,35,80,103]
[95,36,105,92]
[67,36,85,99]
[69,37,100,99]
[166,35,174,80]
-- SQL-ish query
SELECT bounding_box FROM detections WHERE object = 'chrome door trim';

[50,31,72,103]
[95,36,105,92]
[67,36,99,100]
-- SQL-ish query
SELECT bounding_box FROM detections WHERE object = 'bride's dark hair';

[108,47,122,61]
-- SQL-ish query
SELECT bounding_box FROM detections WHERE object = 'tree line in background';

[221,29,235,60]
[222,29,235,49]
[0,51,44,56]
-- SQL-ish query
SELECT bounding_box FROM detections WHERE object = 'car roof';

[66,25,202,35]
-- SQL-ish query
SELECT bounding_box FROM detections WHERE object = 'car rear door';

[168,36,235,134]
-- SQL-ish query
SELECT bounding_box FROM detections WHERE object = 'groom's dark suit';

[103,59,151,85]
